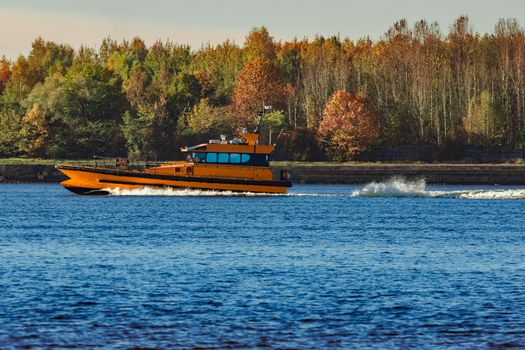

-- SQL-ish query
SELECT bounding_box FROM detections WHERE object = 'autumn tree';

[493,18,525,145]
[300,36,352,128]
[447,16,481,140]
[232,57,288,126]
[318,90,379,160]
[21,38,74,90]
[0,57,10,94]
[275,41,305,127]
[464,91,502,145]
[18,104,49,157]
[243,27,276,63]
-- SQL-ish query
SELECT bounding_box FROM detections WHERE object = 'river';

[1,180,524,348]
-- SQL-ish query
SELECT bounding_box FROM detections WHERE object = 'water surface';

[1,181,525,349]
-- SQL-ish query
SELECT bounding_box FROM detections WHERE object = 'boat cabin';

[145,131,279,181]
[180,132,275,168]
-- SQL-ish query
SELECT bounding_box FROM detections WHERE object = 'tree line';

[1,16,524,161]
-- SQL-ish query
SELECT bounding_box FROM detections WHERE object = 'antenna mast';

[254,103,272,134]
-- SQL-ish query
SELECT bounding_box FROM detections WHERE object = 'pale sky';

[1,0,525,59]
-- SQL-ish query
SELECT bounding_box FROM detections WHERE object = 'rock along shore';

[2,163,525,185]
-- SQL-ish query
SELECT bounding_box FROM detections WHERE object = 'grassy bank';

[1,158,525,166]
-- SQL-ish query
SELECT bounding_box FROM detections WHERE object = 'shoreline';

[2,163,525,185]
[274,163,525,185]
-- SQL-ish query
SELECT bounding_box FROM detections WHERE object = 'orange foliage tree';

[318,90,379,160]
[0,58,10,93]
[232,57,288,126]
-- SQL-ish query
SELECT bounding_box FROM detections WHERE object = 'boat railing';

[72,156,160,172]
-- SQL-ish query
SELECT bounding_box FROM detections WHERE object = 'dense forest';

[1,16,525,161]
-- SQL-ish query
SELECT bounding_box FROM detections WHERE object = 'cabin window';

[193,152,206,163]
[206,153,217,163]
[218,153,229,163]
[230,153,241,163]
[190,152,268,166]
[251,154,269,166]
[175,167,181,173]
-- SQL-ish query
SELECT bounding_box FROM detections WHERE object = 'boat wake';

[107,187,271,197]
[351,177,525,200]
[105,187,335,197]
[104,178,525,199]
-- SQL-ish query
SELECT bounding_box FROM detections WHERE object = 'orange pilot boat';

[56,111,292,195]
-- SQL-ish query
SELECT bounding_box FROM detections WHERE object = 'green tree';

[0,98,23,157]
[123,105,159,159]
[191,41,243,104]
[21,58,127,158]
[178,98,237,144]
[264,110,286,131]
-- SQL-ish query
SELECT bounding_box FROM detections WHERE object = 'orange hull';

[57,165,291,195]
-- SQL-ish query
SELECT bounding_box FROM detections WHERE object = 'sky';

[1,0,525,59]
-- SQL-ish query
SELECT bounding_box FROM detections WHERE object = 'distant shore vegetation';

[1,17,525,161]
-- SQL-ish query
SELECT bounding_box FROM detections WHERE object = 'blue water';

[1,182,525,349]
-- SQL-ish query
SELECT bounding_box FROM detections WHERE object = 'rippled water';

[1,181,525,349]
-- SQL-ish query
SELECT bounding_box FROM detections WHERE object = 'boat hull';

[57,165,292,195]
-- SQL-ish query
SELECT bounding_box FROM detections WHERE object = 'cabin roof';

[181,143,275,155]
[181,132,274,155]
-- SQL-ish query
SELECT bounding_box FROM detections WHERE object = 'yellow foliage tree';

[18,104,49,157]
[464,91,502,145]
[243,27,276,63]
